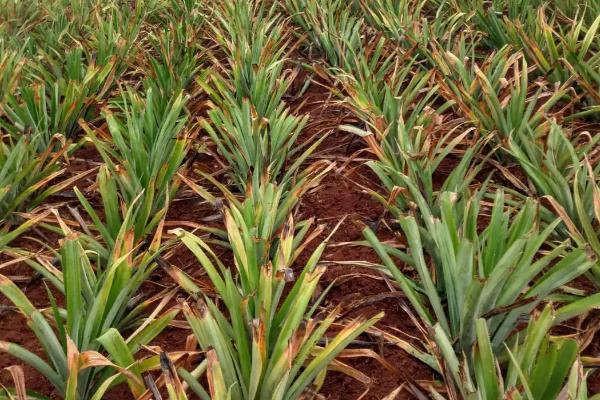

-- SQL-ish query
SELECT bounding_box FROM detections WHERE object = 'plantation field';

[1,0,600,398]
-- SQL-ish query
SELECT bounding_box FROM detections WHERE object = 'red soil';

[2,74,600,399]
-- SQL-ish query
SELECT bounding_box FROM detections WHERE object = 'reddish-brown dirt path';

[291,83,435,399]
[3,70,600,399]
